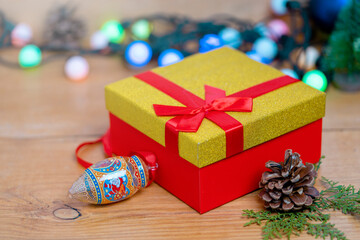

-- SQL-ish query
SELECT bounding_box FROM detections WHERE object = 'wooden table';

[0,48,359,239]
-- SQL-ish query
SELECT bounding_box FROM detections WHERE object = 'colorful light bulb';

[218,27,242,48]
[281,68,299,79]
[253,37,278,60]
[246,50,271,64]
[18,44,42,68]
[199,34,224,53]
[131,19,152,40]
[254,22,271,38]
[125,40,152,67]
[158,49,184,67]
[271,0,289,15]
[302,70,328,92]
[64,56,89,81]
[267,19,289,41]
[90,31,109,50]
[101,20,125,43]
[11,23,33,47]
[298,46,320,70]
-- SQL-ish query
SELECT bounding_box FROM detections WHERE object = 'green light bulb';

[101,20,125,43]
[18,44,42,68]
[131,19,152,40]
[302,70,328,92]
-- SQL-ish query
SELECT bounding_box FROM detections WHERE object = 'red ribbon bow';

[153,85,253,132]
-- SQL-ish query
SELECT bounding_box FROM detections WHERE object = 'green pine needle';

[317,176,360,215]
[243,157,359,239]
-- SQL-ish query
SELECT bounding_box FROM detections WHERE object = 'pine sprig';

[242,208,346,240]
[317,176,360,215]
[243,157,359,240]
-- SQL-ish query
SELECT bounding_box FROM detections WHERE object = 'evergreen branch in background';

[243,157,359,240]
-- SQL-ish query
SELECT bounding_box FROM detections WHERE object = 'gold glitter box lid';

[105,47,326,168]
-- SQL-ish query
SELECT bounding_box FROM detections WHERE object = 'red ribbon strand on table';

[135,71,299,157]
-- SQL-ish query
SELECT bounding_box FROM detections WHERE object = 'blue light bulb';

[218,28,242,48]
[125,40,152,67]
[246,50,271,64]
[199,34,224,53]
[271,0,288,15]
[254,22,271,38]
[281,68,299,79]
[253,37,278,60]
[158,49,184,67]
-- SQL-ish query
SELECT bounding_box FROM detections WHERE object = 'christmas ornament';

[64,56,89,81]
[158,49,184,67]
[90,31,109,50]
[125,40,152,67]
[101,20,125,43]
[11,23,32,47]
[43,5,86,49]
[302,70,328,92]
[259,149,320,211]
[18,44,42,68]
[69,154,157,204]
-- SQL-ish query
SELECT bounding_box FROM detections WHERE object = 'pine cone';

[43,5,86,49]
[259,149,320,211]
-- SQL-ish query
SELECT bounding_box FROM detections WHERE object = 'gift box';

[105,47,326,213]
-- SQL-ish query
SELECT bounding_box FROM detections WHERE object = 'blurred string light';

[254,22,271,38]
[64,56,89,81]
[199,34,223,53]
[0,4,330,91]
[158,49,184,67]
[267,19,289,41]
[298,46,320,70]
[218,28,242,48]
[90,31,109,50]
[100,20,125,43]
[125,40,152,67]
[253,37,278,60]
[302,70,328,92]
[131,19,152,39]
[11,23,32,47]
[271,0,289,15]
[281,68,299,79]
[18,44,42,68]
[246,50,269,64]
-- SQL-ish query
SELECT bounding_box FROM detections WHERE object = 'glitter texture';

[105,47,326,168]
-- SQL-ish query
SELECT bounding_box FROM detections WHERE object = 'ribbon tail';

[219,97,253,112]
[176,112,205,132]
[153,104,197,116]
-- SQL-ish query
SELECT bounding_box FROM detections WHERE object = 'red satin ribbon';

[135,71,299,158]
[154,85,253,132]
[75,129,112,168]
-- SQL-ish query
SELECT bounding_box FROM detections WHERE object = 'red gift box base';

[109,112,322,213]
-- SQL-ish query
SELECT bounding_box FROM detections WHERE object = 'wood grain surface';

[0,1,360,239]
